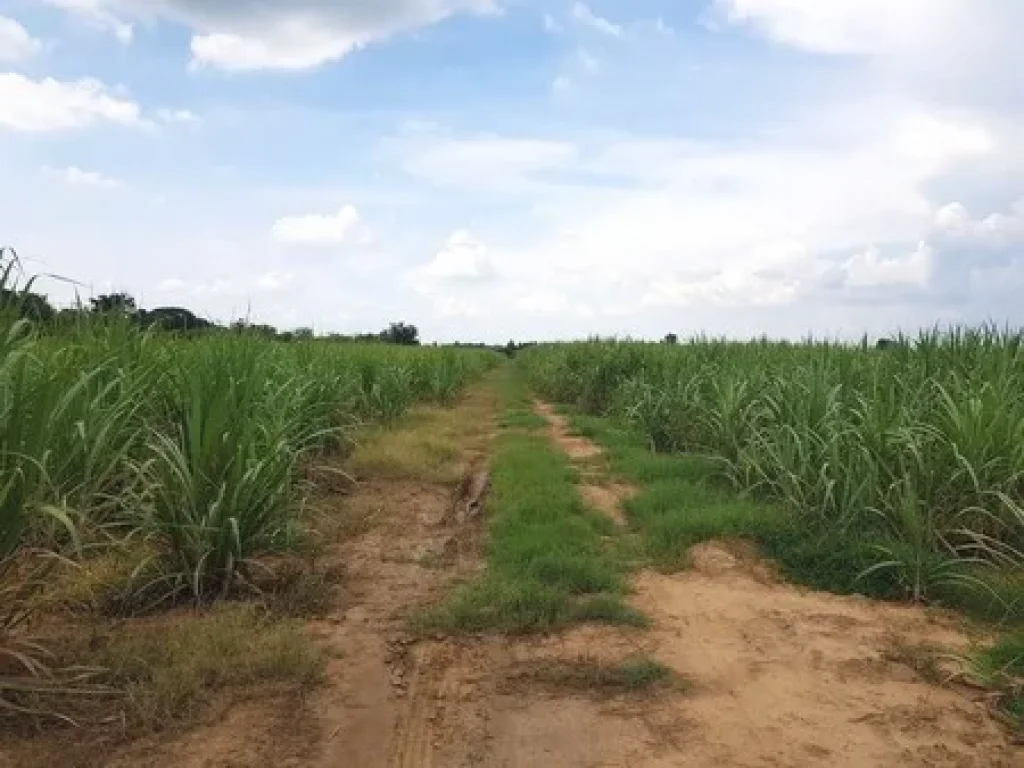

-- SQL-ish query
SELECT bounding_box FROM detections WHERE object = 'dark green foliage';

[90,292,137,315]
[380,321,420,346]
[0,289,54,323]
[140,307,215,331]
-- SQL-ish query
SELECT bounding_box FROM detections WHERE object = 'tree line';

[0,283,426,346]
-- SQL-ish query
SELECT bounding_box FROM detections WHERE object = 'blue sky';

[2,0,1023,342]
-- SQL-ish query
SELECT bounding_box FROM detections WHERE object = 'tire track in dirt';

[533,398,1021,767]
[310,470,497,764]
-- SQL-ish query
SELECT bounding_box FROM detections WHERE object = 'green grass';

[422,394,642,634]
[500,409,548,431]
[561,409,914,600]
[516,654,680,694]
[973,632,1023,730]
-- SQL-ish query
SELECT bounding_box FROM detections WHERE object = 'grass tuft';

[515,654,680,694]
[92,604,324,732]
[973,633,1024,730]
[500,409,548,431]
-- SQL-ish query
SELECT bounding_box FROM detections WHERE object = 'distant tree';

[90,292,137,315]
[380,322,420,346]
[875,338,896,350]
[231,319,273,335]
[663,333,679,345]
[0,288,54,323]
[292,327,314,340]
[140,306,214,332]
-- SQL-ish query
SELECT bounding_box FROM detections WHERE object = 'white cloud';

[643,240,813,308]
[644,271,802,308]
[844,242,933,288]
[517,291,571,314]
[934,202,972,233]
[418,230,495,283]
[192,277,239,297]
[401,136,577,190]
[543,13,561,33]
[893,113,994,170]
[156,108,202,126]
[577,48,599,74]
[443,99,1003,321]
[255,270,294,291]
[710,0,957,57]
[0,16,41,61]
[0,73,143,132]
[552,75,572,92]
[157,278,186,292]
[435,296,480,317]
[55,0,496,71]
[189,29,345,72]
[44,0,133,43]
[708,0,1024,105]
[571,2,622,37]
[933,200,1024,243]
[272,205,362,246]
[45,165,125,189]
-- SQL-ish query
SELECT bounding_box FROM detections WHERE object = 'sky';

[1,0,1023,343]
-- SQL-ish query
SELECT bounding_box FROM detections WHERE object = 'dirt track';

[93,390,1020,766]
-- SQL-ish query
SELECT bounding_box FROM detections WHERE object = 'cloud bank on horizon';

[1,0,1022,341]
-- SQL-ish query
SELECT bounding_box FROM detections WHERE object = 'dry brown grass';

[348,381,498,485]
[4,603,324,740]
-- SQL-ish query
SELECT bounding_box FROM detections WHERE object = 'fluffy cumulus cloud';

[709,0,1024,107]
[0,73,143,132]
[417,230,495,283]
[400,136,577,191]
[570,2,622,37]
[709,0,944,56]
[49,0,497,70]
[272,205,364,246]
[844,243,934,289]
[933,200,1024,244]
[44,0,134,43]
[0,16,42,61]
[157,278,186,293]
[44,165,124,189]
